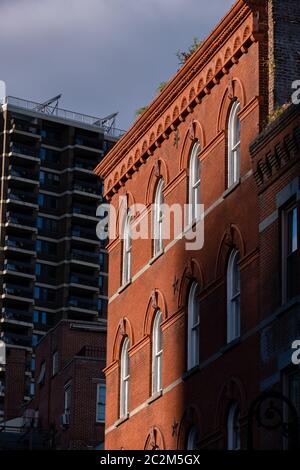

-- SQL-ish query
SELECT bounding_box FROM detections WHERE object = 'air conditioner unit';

[60,413,70,428]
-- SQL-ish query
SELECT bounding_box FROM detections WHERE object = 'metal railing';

[5,96,125,138]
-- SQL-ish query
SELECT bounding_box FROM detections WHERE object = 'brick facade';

[27,319,106,449]
[95,0,300,450]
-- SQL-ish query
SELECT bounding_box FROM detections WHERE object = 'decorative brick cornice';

[95,0,260,199]
[250,105,300,190]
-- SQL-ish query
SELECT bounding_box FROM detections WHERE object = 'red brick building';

[95,0,300,450]
[26,319,107,449]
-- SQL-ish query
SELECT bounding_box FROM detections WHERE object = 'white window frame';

[189,141,201,224]
[227,249,241,343]
[153,178,164,256]
[228,100,241,188]
[96,382,106,423]
[227,403,241,450]
[282,205,298,303]
[120,337,130,418]
[152,310,163,395]
[187,426,199,450]
[187,281,200,370]
[64,383,71,417]
[122,213,132,286]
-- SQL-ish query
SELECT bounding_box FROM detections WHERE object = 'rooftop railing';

[5,96,125,138]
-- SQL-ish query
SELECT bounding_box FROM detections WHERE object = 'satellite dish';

[0,80,6,105]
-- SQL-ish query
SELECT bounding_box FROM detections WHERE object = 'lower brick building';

[23,319,107,449]
[95,0,300,450]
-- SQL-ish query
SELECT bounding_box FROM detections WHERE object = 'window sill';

[182,365,200,381]
[115,413,129,427]
[117,280,132,294]
[149,249,164,266]
[147,389,163,405]
[221,337,241,354]
[222,180,240,199]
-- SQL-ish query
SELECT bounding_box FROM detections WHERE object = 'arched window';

[186,426,199,451]
[227,249,240,343]
[227,100,241,188]
[189,141,201,223]
[153,178,164,256]
[122,212,132,285]
[187,281,200,370]
[227,403,241,450]
[120,337,130,418]
[152,311,163,395]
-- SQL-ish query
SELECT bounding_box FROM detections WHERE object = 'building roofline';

[2,96,125,139]
[94,0,253,179]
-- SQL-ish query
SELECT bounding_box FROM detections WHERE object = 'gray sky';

[0,0,234,130]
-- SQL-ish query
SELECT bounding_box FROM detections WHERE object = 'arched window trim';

[153,178,165,256]
[227,402,241,450]
[122,212,132,286]
[188,141,201,224]
[186,425,199,451]
[227,249,241,343]
[187,281,200,370]
[227,100,241,188]
[152,310,163,395]
[120,337,130,418]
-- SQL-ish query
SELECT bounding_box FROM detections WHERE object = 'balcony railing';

[68,297,98,311]
[6,236,35,251]
[12,120,39,135]
[71,249,99,263]
[10,143,37,158]
[4,261,34,275]
[3,308,32,323]
[70,273,98,287]
[10,166,38,182]
[7,190,37,205]
[73,182,99,195]
[73,205,97,217]
[1,333,32,347]
[7,212,36,228]
[72,227,97,240]
[3,284,33,299]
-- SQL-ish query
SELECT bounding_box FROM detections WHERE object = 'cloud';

[0,0,234,129]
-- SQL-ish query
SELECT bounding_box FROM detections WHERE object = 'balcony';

[2,308,32,325]
[0,333,32,348]
[3,261,34,276]
[73,182,99,197]
[5,236,35,252]
[7,212,36,230]
[7,189,38,206]
[70,273,98,288]
[9,165,39,184]
[71,249,99,264]
[3,283,33,301]
[73,204,97,218]
[12,120,39,135]
[68,296,98,312]
[74,158,99,172]
[72,226,97,241]
[10,143,38,159]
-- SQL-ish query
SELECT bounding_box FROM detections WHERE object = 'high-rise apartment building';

[0,95,123,421]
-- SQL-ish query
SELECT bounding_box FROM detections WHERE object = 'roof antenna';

[35,94,62,114]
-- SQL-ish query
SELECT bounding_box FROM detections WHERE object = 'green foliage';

[135,106,148,118]
[176,37,202,67]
